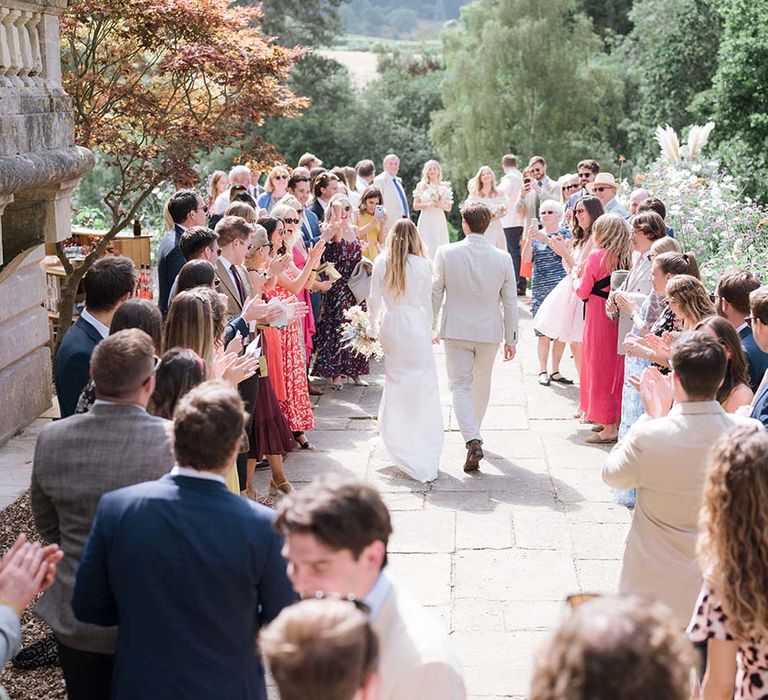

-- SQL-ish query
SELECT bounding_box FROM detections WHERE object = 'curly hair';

[529,595,694,700]
[699,425,768,641]
[571,195,604,248]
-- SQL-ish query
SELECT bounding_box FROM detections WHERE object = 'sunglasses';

[578,172,592,179]
[281,217,300,225]
[562,184,579,191]
[273,175,288,180]
[746,316,760,327]
[197,204,209,213]
[593,187,612,193]
[540,210,557,215]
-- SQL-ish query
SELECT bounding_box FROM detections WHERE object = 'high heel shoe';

[269,480,294,497]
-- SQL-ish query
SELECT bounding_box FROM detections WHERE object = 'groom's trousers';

[444,339,499,443]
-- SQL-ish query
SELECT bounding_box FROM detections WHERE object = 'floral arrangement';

[340,306,384,360]
[639,123,768,288]
[418,181,453,207]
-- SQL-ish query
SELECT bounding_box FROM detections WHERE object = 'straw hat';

[587,173,618,192]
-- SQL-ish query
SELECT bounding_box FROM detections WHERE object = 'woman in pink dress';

[574,213,633,443]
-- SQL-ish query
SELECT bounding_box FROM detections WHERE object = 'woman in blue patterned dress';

[523,199,573,386]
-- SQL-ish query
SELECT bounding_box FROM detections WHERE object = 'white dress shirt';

[170,465,226,485]
[80,308,110,339]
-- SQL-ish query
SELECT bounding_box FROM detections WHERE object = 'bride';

[368,219,443,482]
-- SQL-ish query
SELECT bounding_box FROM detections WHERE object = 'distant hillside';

[339,0,468,39]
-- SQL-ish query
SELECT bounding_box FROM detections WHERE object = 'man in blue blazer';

[156,189,207,316]
[288,173,322,247]
[716,270,768,391]
[72,381,297,700]
[54,256,136,417]
[748,287,768,427]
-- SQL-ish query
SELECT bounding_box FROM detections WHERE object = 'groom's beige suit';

[432,233,519,443]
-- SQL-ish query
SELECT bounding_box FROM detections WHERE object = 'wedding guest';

[166,225,219,305]
[637,197,675,237]
[695,316,753,411]
[260,599,379,700]
[666,275,716,331]
[373,153,409,233]
[690,425,768,699]
[526,155,560,200]
[257,165,291,213]
[530,595,694,700]
[34,329,174,699]
[55,255,137,417]
[498,154,525,293]
[314,193,370,391]
[0,536,62,669]
[747,286,768,427]
[533,195,604,376]
[464,165,508,252]
[413,159,452,261]
[212,164,252,215]
[602,332,761,624]
[311,171,340,222]
[343,165,360,206]
[558,173,580,204]
[147,347,205,419]
[587,173,629,217]
[357,186,388,261]
[368,219,443,482]
[213,215,254,319]
[248,164,265,200]
[157,189,207,316]
[355,159,376,192]
[206,170,228,212]
[75,298,163,414]
[298,152,323,170]
[331,166,352,195]
[259,213,324,451]
[275,475,466,700]
[628,187,651,215]
[715,270,768,391]
[523,200,572,386]
[564,158,600,211]
[575,213,633,442]
[72,381,297,700]
[288,172,322,247]
[175,259,217,295]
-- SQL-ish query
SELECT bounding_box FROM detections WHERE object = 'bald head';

[630,188,652,215]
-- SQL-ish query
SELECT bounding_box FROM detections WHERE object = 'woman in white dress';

[463,165,508,252]
[368,219,444,482]
[412,159,453,260]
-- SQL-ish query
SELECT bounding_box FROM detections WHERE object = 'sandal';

[585,433,618,445]
[352,376,369,387]
[269,480,294,497]
[245,490,276,507]
[293,432,315,450]
[591,424,605,433]
[550,372,574,385]
[537,372,551,386]
[331,378,343,391]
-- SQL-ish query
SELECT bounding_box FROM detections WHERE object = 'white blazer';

[373,172,408,232]
[432,234,519,345]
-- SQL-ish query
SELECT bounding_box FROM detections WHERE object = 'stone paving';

[0,303,631,699]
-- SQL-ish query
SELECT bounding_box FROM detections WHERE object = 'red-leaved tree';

[56,0,306,346]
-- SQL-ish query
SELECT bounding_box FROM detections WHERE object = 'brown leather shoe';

[308,384,325,396]
[464,440,483,472]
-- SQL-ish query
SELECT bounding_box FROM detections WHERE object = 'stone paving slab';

[0,300,631,697]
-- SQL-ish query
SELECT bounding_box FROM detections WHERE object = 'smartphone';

[375,205,385,218]
[523,177,532,185]
[530,217,540,230]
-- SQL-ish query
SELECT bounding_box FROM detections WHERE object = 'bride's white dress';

[369,254,443,482]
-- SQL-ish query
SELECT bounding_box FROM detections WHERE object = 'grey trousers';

[444,339,499,444]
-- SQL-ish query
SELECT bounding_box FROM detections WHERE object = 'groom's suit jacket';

[72,473,296,700]
[432,233,519,345]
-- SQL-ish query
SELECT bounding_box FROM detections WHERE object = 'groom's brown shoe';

[464,440,483,472]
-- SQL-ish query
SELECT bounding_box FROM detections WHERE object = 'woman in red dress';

[574,213,633,444]
[259,215,325,450]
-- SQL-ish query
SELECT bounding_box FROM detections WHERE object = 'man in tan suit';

[432,203,519,471]
[372,153,409,234]
[603,333,761,625]
[275,475,466,700]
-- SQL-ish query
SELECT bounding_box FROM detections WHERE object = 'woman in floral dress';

[313,193,370,390]
[259,214,324,449]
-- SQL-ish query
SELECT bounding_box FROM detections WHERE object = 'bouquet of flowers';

[489,202,507,219]
[419,182,454,207]
[340,306,384,360]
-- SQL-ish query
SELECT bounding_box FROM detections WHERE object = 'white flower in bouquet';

[437,182,453,206]
[341,305,384,360]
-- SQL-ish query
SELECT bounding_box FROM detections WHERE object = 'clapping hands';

[639,366,674,418]
[0,534,64,614]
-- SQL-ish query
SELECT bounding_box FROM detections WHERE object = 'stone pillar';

[0,0,94,444]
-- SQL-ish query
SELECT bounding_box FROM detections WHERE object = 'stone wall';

[0,0,93,444]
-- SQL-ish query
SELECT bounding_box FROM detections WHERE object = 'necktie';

[392,178,409,218]
[231,264,246,305]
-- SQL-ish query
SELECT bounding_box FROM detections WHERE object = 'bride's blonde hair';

[384,219,425,297]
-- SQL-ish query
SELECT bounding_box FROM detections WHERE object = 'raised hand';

[242,296,269,323]
[225,334,244,356]
[268,253,291,278]
[640,366,674,418]
[0,540,49,614]
[287,301,309,320]
[212,351,238,380]
[222,354,259,386]
[308,240,326,265]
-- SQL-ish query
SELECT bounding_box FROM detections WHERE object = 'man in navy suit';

[156,189,207,316]
[288,173,322,247]
[716,270,768,391]
[72,381,296,700]
[54,255,136,418]
[748,287,768,428]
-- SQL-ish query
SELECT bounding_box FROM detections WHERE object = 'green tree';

[258,0,350,47]
[432,0,627,186]
[576,0,633,38]
[619,0,722,162]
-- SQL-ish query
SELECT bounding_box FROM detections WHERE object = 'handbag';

[347,258,374,303]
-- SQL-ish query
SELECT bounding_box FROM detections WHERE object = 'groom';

[432,203,519,471]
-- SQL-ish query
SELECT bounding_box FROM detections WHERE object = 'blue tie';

[392,177,409,218]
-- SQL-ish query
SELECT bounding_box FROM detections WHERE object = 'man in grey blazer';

[432,203,519,471]
[31,329,174,700]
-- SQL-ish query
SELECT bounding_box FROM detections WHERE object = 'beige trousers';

[444,339,499,444]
